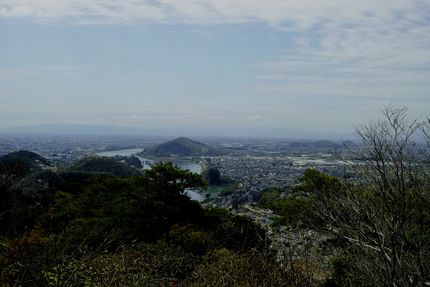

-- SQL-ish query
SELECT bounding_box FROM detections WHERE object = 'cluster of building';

[206,152,351,209]
[1,134,356,207]
[0,134,163,165]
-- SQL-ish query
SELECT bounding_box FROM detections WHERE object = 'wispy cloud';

[113,112,225,125]
[237,114,264,121]
[2,1,427,81]
[1,1,429,132]
[0,65,91,78]
[0,1,426,28]
[112,112,267,125]
[242,1,430,105]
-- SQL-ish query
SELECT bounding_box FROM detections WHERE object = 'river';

[184,188,205,202]
[96,149,204,201]
[96,148,202,174]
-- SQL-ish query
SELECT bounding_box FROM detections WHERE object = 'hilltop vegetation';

[0,157,300,286]
[67,156,140,176]
[261,107,430,286]
[0,150,50,176]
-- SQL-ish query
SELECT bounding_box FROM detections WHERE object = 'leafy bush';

[258,188,316,227]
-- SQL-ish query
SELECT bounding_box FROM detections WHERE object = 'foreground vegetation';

[260,107,430,286]
[0,106,429,286]
[0,157,310,286]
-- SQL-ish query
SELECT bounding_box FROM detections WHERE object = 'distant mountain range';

[287,140,358,149]
[140,137,225,157]
[0,124,356,140]
[0,124,152,135]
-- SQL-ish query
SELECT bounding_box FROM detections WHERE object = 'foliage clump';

[0,161,287,286]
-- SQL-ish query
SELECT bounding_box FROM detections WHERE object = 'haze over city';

[1,1,429,137]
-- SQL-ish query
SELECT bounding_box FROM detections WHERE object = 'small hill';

[0,150,50,176]
[140,137,223,157]
[112,155,143,169]
[68,156,140,176]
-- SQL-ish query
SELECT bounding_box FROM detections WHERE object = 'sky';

[0,0,429,137]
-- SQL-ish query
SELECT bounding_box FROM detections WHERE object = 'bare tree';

[317,106,430,286]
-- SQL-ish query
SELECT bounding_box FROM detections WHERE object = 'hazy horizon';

[1,1,429,137]
[0,123,356,140]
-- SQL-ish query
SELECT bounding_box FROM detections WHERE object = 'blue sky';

[1,1,429,137]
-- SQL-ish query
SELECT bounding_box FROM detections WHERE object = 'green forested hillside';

[0,159,295,286]
[0,150,50,176]
[67,156,140,176]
